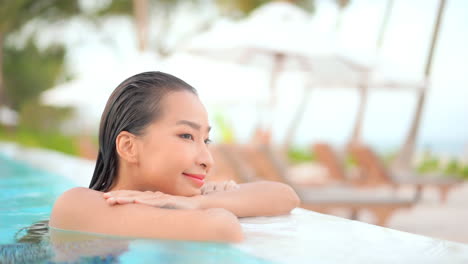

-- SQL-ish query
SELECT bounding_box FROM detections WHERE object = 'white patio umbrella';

[41,52,160,130]
[183,1,423,147]
[40,78,111,129]
[159,52,270,107]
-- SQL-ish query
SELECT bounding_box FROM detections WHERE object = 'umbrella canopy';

[186,2,422,89]
[183,1,423,146]
[40,52,160,129]
[40,78,111,129]
[188,2,326,56]
[160,53,270,106]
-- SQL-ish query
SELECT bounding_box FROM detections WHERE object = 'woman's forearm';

[196,181,300,217]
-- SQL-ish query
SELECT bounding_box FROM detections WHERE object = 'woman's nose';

[198,145,214,171]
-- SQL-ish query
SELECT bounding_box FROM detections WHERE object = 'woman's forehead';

[160,91,210,127]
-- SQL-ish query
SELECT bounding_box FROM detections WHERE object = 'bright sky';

[39,0,468,156]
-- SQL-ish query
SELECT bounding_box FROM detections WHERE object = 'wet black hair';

[89,71,197,191]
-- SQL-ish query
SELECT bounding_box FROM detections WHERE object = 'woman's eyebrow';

[176,120,211,132]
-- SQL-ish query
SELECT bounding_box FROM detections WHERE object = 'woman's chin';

[175,185,201,197]
[186,187,202,197]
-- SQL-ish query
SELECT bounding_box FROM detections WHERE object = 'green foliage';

[0,0,83,111]
[95,0,195,16]
[336,0,351,9]
[444,159,460,176]
[216,0,270,16]
[381,151,397,165]
[0,127,78,156]
[415,152,468,179]
[94,0,132,17]
[460,166,468,179]
[0,0,115,157]
[344,154,357,168]
[288,147,315,164]
[213,111,235,143]
[216,0,315,17]
[18,101,74,132]
[0,0,81,33]
[4,40,66,110]
[0,101,77,155]
[417,152,440,173]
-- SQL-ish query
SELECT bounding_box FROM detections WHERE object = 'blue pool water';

[0,155,273,263]
[0,155,75,245]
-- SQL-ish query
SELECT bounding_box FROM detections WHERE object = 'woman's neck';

[108,164,141,191]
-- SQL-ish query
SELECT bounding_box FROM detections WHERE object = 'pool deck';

[1,142,468,263]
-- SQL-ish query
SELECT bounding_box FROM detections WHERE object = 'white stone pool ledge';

[0,142,94,187]
[1,142,468,264]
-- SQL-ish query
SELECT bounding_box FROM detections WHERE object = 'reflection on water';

[51,228,274,263]
[0,226,274,264]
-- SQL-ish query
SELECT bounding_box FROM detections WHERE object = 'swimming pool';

[2,145,468,264]
[0,154,273,263]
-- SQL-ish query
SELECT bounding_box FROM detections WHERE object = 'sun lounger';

[348,144,462,202]
[296,186,414,226]
[312,143,348,182]
[218,144,416,226]
[313,142,394,188]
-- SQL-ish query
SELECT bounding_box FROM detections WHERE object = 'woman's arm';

[197,181,300,217]
[50,187,243,243]
[105,181,300,218]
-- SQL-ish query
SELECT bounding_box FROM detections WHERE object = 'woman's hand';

[102,181,299,217]
[201,180,239,195]
[103,190,201,210]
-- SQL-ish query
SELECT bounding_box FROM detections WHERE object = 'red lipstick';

[182,173,205,187]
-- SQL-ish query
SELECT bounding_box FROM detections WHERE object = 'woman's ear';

[116,131,138,164]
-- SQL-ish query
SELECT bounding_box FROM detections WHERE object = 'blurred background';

[0,0,467,243]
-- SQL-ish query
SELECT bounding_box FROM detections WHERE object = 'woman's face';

[133,91,214,196]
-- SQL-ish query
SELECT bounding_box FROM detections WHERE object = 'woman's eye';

[204,138,212,145]
[180,134,193,140]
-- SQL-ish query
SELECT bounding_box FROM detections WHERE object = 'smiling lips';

[182,173,205,187]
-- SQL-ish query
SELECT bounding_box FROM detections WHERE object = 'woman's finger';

[104,190,143,198]
[226,180,239,191]
[201,183,213,195]
[134,197,168,208]
[115,197,135,204]
[106,197,117,205]
[208,183,216,192]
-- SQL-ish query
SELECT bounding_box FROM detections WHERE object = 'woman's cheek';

[177,150,196,168]
[172,140,195,162]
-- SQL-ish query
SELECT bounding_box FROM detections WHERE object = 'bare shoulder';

[49,187,106,229]
[49,187,243,242]
[50,187,102,214]
[58,186,103,202]
[55,186,101,202]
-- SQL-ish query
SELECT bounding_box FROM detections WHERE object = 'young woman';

[49,71,300,243]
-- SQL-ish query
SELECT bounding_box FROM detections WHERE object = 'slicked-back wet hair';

[89,71,197,191]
